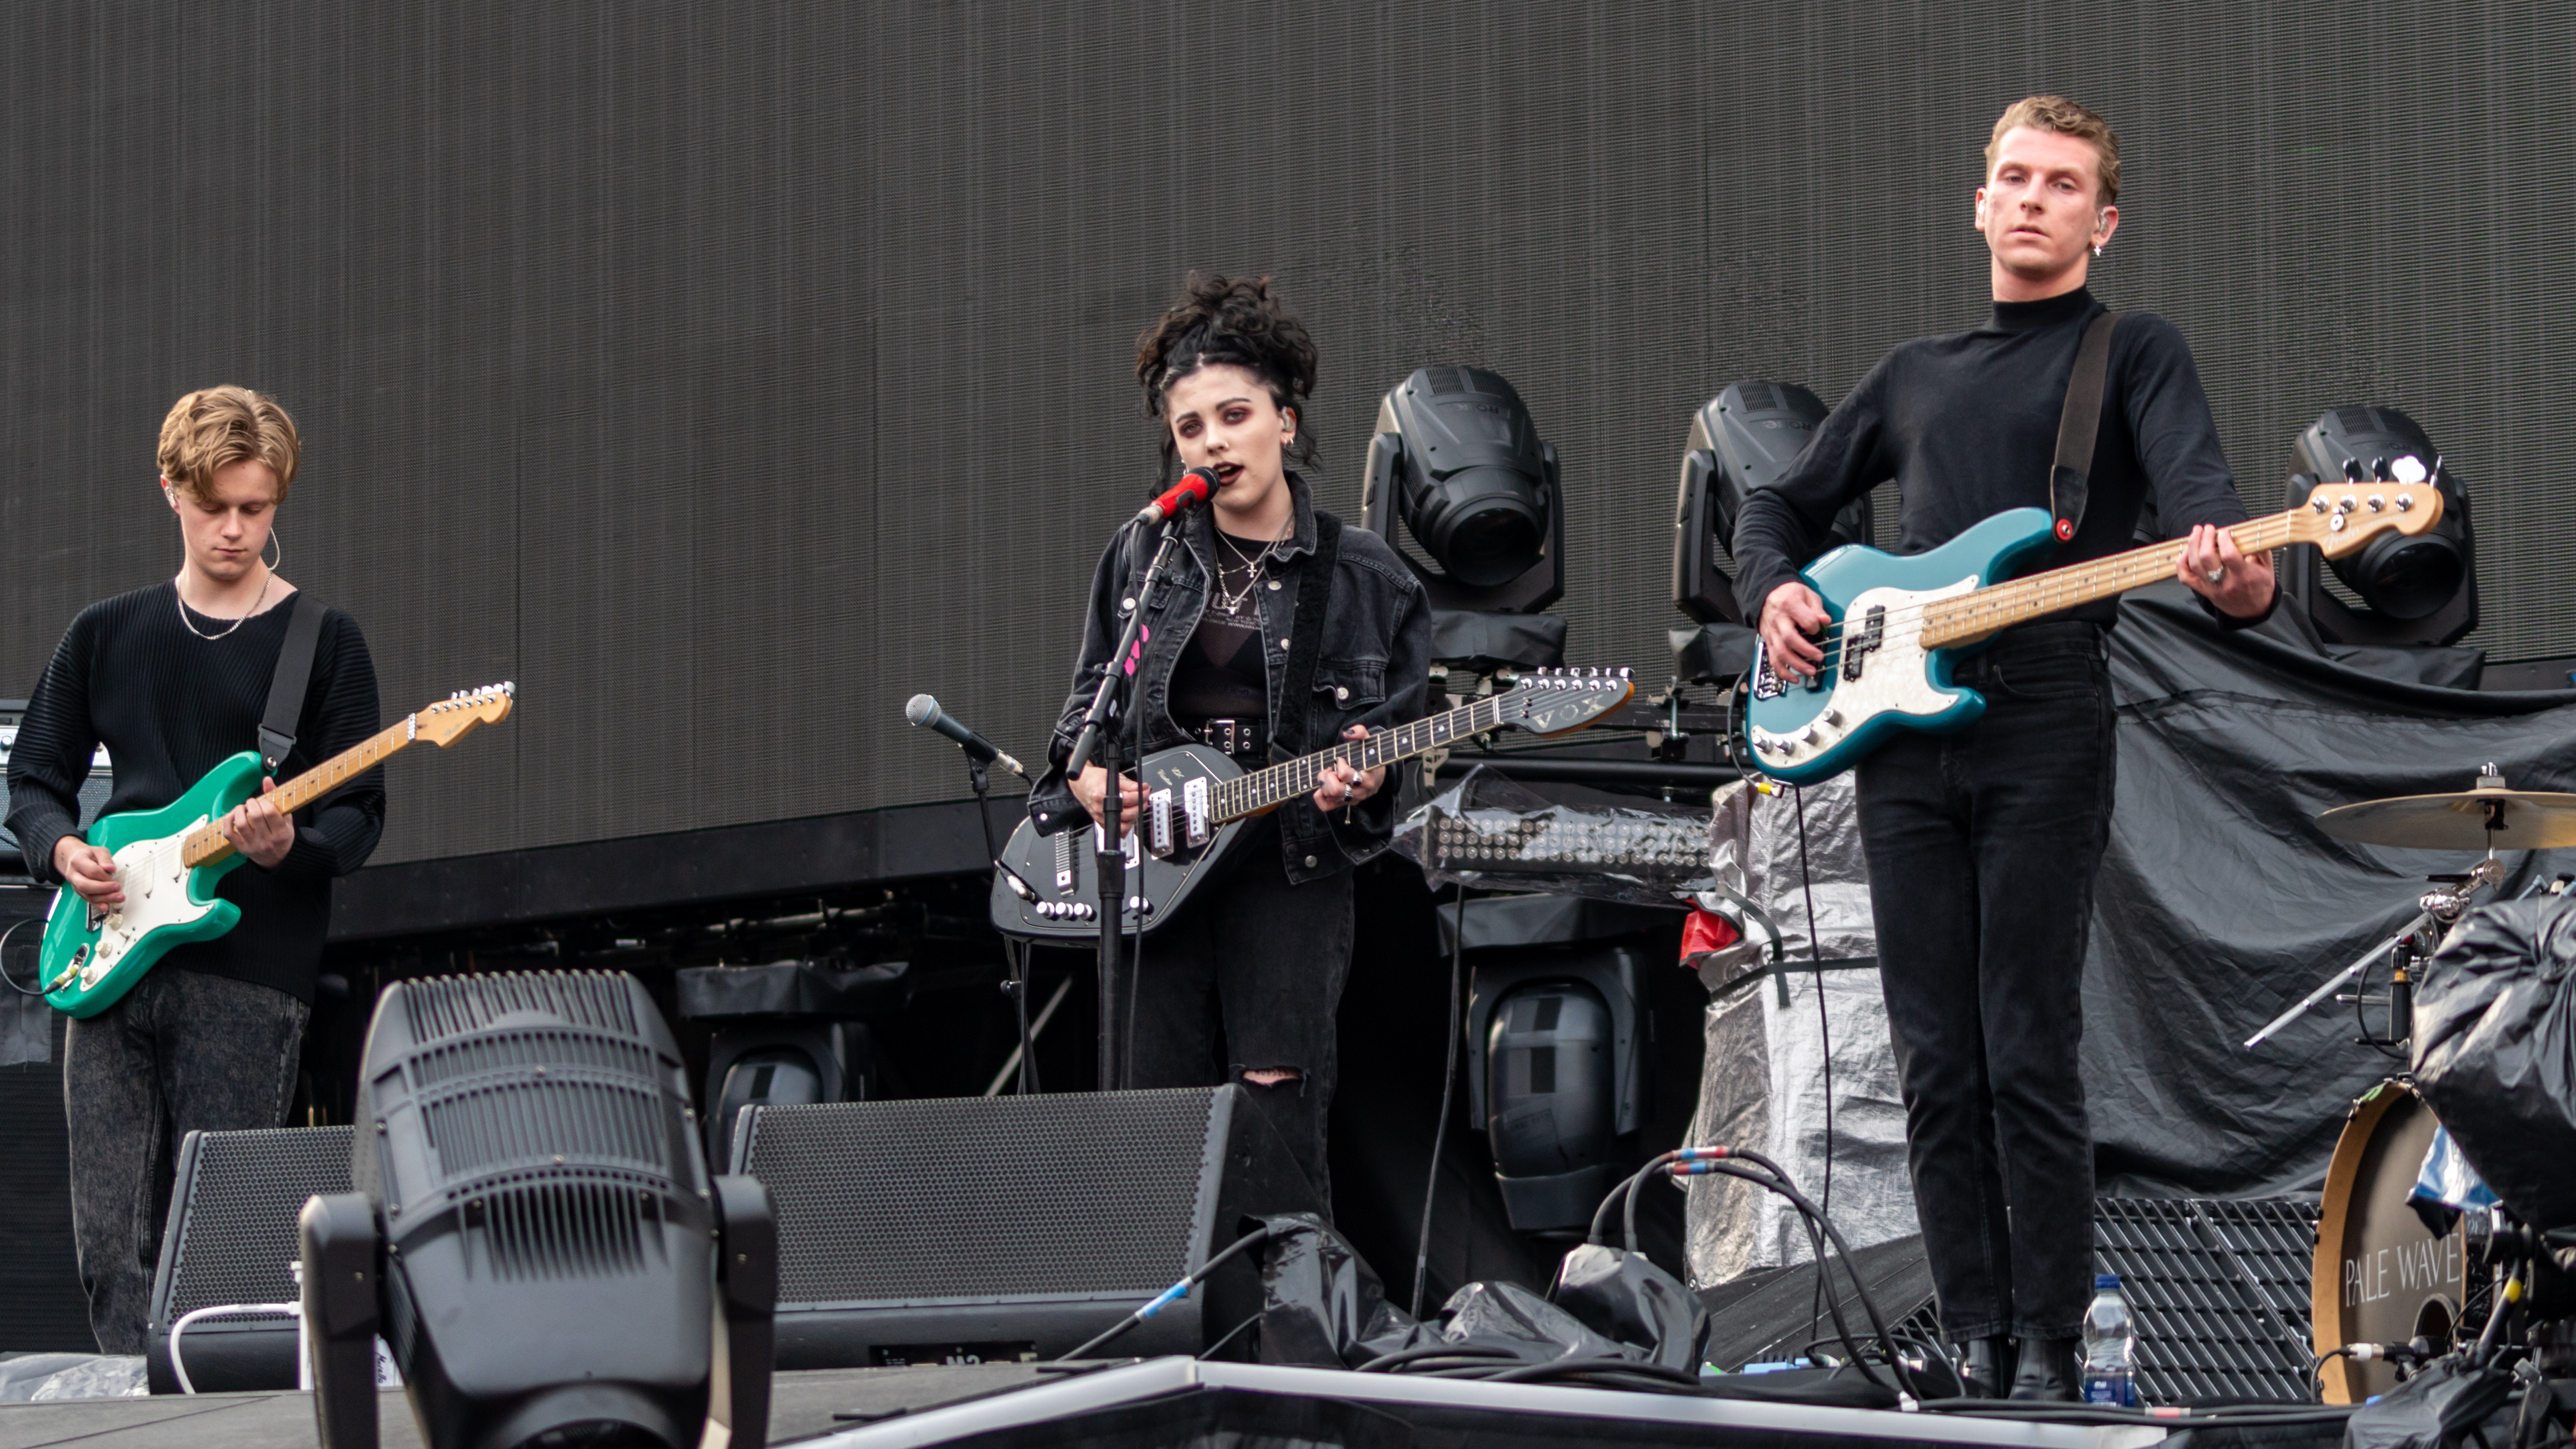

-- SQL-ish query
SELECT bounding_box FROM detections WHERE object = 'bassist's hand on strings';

[1758,581,1833,682]
[52,837,122,907]
[1072,764,1144,838]
[2176,522,2276,618]
[1314,724,1384,813]
[220,777,297,869]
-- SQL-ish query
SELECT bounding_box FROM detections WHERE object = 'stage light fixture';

[1362,367,1566,670]
[301,971,776,1449]
[1666,382,1871,681]
[2284,406,2478,647]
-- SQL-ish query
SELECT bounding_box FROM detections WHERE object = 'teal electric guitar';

[1743,479,2443,783]
[37,683,515,1017]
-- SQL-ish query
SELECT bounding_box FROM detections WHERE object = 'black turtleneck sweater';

[6,583,383,1004]
[1731,287,2263,629]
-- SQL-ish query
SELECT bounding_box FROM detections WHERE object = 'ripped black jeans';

[1123,817,1353,1208]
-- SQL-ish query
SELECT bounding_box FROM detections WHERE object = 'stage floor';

[0,1357,2340,1449]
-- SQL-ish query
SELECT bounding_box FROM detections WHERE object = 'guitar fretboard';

[1918,512,2299,650]
[1212,695,1507,823]
[180,716,417,867]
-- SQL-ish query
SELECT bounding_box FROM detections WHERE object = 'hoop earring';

[262,529,282,571]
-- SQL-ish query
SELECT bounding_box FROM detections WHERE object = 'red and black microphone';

[1130,466,1219,527]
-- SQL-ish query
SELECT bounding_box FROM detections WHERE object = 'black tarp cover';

[2086,583,2576,1197]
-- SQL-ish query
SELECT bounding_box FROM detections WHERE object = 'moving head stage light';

[1669,382,1872,680]
[2285,405,2478,648]
[300,972,776,1449]
[1363,366,1567,670]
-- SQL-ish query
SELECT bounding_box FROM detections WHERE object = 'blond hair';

[157,386,302,503]
[1985,94,2121,205]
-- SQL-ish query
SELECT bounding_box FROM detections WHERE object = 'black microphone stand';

[963,755,1039,1095]
[1065,519,1185,1092]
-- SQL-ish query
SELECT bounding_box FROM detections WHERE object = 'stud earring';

[2092,243,2105,258]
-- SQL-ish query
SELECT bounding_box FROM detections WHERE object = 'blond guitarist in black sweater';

[6,387,383,1354]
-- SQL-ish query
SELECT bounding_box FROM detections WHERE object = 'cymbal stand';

[2244,855,2504,1050]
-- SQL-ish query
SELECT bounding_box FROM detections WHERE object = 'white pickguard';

[63,822,222,993]
[1747,579,1979,774]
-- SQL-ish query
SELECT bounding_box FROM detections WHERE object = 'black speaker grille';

[741,1089,1219,1304]
[2094,1197,2319,1405]
[163,1127,355,1321]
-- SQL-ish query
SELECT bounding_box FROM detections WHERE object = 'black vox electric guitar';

[988,666,1637,940]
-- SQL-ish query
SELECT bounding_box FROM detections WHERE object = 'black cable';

[1354,1345,1520,1373]
[1790,785,1833,1346]
[1057,1221,1303,1361]
[0,917,48,998]
[1198,1311,1262,1361]
[1412,885,1468,1318]
[1484,1357,1707,1388]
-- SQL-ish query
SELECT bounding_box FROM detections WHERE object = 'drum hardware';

[2245,758,2574,1052]
[2244,857,2503,1051]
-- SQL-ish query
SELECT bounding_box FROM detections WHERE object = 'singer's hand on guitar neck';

[1759,581,1832,682]
[1071,764,1144,838]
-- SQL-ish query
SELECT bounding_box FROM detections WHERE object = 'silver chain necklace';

[175,572,273,641]
[1212,527,1286,616]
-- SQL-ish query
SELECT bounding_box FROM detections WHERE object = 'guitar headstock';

[1497,666,1636,737]
[414,681,516,747]
[2288,479,2445,557]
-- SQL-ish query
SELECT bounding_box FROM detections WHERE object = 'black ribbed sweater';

[6,583,384,1003]
[1732,287,2268,629]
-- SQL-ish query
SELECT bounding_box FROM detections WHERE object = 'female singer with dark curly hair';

[1027,273,1432,1204]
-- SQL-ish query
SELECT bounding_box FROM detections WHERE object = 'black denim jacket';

[1028,473,1432,884]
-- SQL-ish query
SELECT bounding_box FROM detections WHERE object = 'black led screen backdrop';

[2,3,2569,867]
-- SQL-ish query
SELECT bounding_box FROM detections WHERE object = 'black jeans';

[1123,818,1353,1208]
[62,968,309,1353]
[1855,622,2112,1342]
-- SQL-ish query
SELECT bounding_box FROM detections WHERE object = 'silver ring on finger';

[2202,566,2225,584]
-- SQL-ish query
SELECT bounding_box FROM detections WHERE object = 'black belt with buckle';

[1195,717,1268,760]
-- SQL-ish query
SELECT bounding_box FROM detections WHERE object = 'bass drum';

[2313,1078,2469,1403]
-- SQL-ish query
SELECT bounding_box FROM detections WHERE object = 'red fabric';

[1680,906,1741,962]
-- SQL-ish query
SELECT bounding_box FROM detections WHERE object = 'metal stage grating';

[2094,1197,2319,1405]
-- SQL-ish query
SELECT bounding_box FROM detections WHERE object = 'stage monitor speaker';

[733,1085,1321,1368]
[146,1124,355,1393]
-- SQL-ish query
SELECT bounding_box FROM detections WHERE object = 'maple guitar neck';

[178,717,418,868]
[1919,511,2296,650]
[1209,695,1510,824]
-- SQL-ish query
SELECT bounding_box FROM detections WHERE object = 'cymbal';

[2318,788,2576,850]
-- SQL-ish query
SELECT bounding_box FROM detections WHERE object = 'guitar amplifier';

[146,1125,356,1393]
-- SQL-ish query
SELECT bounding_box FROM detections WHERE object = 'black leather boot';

[1960,1336,2014,1398]
[2007,1337,2080,1401]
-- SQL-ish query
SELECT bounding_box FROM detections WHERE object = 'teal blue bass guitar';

[36,683,514,1017]
[1742,480,2438,783]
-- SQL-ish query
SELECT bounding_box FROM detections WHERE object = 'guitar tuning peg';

[2371,456,2393,482]
[2343,457,2366,482]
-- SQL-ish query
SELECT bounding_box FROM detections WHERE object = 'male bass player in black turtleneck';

[1731,95,2276,1401]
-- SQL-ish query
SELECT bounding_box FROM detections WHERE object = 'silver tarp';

[1683,773,1917,1286]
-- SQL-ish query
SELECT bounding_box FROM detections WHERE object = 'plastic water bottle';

[2082,1273,2138,1407]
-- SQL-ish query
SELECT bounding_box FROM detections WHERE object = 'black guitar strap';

[1275,512,1343,756]
[2047,309,2121,544]
[259,593,327,776]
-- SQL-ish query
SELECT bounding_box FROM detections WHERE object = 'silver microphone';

[905,694,1024,776]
